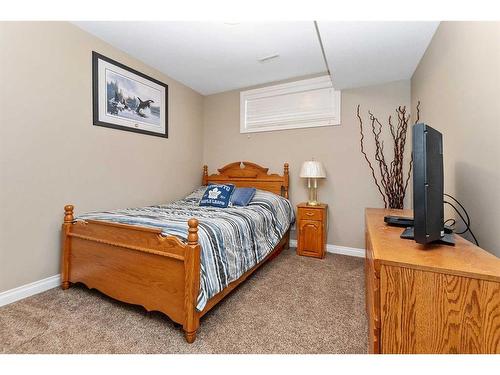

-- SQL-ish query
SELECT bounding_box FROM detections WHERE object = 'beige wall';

[203,79,411,249]
[7,21,496,294]
[0,22,204,292]
[411,22,500,256]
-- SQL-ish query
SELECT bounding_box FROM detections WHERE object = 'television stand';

[366,208,500,354]
[400,226,455,246]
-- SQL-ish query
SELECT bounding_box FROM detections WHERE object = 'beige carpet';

[0,249,367,354]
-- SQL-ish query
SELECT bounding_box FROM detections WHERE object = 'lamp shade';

[299,160,326,178]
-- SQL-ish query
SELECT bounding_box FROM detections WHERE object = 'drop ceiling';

[74,21,439,95]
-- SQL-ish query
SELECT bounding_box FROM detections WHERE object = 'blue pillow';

[230,187,256,206]
[199,184,235,208]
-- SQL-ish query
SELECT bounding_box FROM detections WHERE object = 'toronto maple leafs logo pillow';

[199,184,235,208]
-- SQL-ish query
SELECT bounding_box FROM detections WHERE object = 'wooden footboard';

[61,205,201,342]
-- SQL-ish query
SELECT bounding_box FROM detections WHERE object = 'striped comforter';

[76,187,295,311]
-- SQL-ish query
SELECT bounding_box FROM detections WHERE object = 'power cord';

[444,218,456,229]
[444,193,479,246]
[444,201,469,235]
[444,194,471,228]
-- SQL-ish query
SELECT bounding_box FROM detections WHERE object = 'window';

[240,75,341,133]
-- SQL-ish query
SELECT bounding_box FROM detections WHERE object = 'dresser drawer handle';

[306,212,314,216]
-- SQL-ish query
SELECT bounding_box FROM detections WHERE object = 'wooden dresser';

[296,203,328,259]
[365,208,500,354]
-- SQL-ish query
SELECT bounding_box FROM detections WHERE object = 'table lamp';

[300,160,327,206]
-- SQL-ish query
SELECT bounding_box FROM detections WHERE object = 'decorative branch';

[357,101,421,209]
[357,105,387,207]
[403,101,420,194]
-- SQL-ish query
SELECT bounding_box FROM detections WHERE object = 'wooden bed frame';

[61,161,290,343]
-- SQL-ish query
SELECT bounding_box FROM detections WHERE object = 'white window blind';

[240,75,341,133]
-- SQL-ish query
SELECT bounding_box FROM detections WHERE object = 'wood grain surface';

[365,208,500,354]
[380,265,500,353]
[365,208,500,282]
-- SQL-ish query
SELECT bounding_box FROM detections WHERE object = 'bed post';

[283,162,289,199]
[183,218,201,343]
[283,163,290,249]
[61,204,74,290]
[202,165,208,185]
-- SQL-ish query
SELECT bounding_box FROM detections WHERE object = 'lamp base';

[306,201,320,206]
[307,184,321,206]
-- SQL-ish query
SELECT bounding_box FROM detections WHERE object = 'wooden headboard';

[202,161,289,198]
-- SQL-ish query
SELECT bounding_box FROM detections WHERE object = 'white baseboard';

[0,274,60,308]
[326,244,366,258]
[289,240,365,258]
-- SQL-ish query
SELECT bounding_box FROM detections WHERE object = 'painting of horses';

[92,52,168,138]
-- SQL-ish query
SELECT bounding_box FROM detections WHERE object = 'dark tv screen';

[412,123,444,244]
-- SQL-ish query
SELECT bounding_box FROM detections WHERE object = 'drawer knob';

[306,212,314,216]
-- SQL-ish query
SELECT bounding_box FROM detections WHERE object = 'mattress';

[76,187,295,311]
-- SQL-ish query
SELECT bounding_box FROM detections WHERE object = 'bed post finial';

[188,218,199,245]
[64,205,74,223]
[202,165,208,185]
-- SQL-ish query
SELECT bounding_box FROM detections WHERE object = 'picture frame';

[92,51,168,138]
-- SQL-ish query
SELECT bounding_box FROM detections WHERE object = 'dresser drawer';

[299,208,323,221]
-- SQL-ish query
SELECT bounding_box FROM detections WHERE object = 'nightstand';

[296,203,328,259]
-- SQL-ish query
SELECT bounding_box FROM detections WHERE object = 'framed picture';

[92,51,168,138]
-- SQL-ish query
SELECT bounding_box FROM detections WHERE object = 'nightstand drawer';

[299,208,323,221]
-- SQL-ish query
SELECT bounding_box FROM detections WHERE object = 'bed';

[61,161,292,343]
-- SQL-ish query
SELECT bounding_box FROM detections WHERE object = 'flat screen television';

[400,123,454,245]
